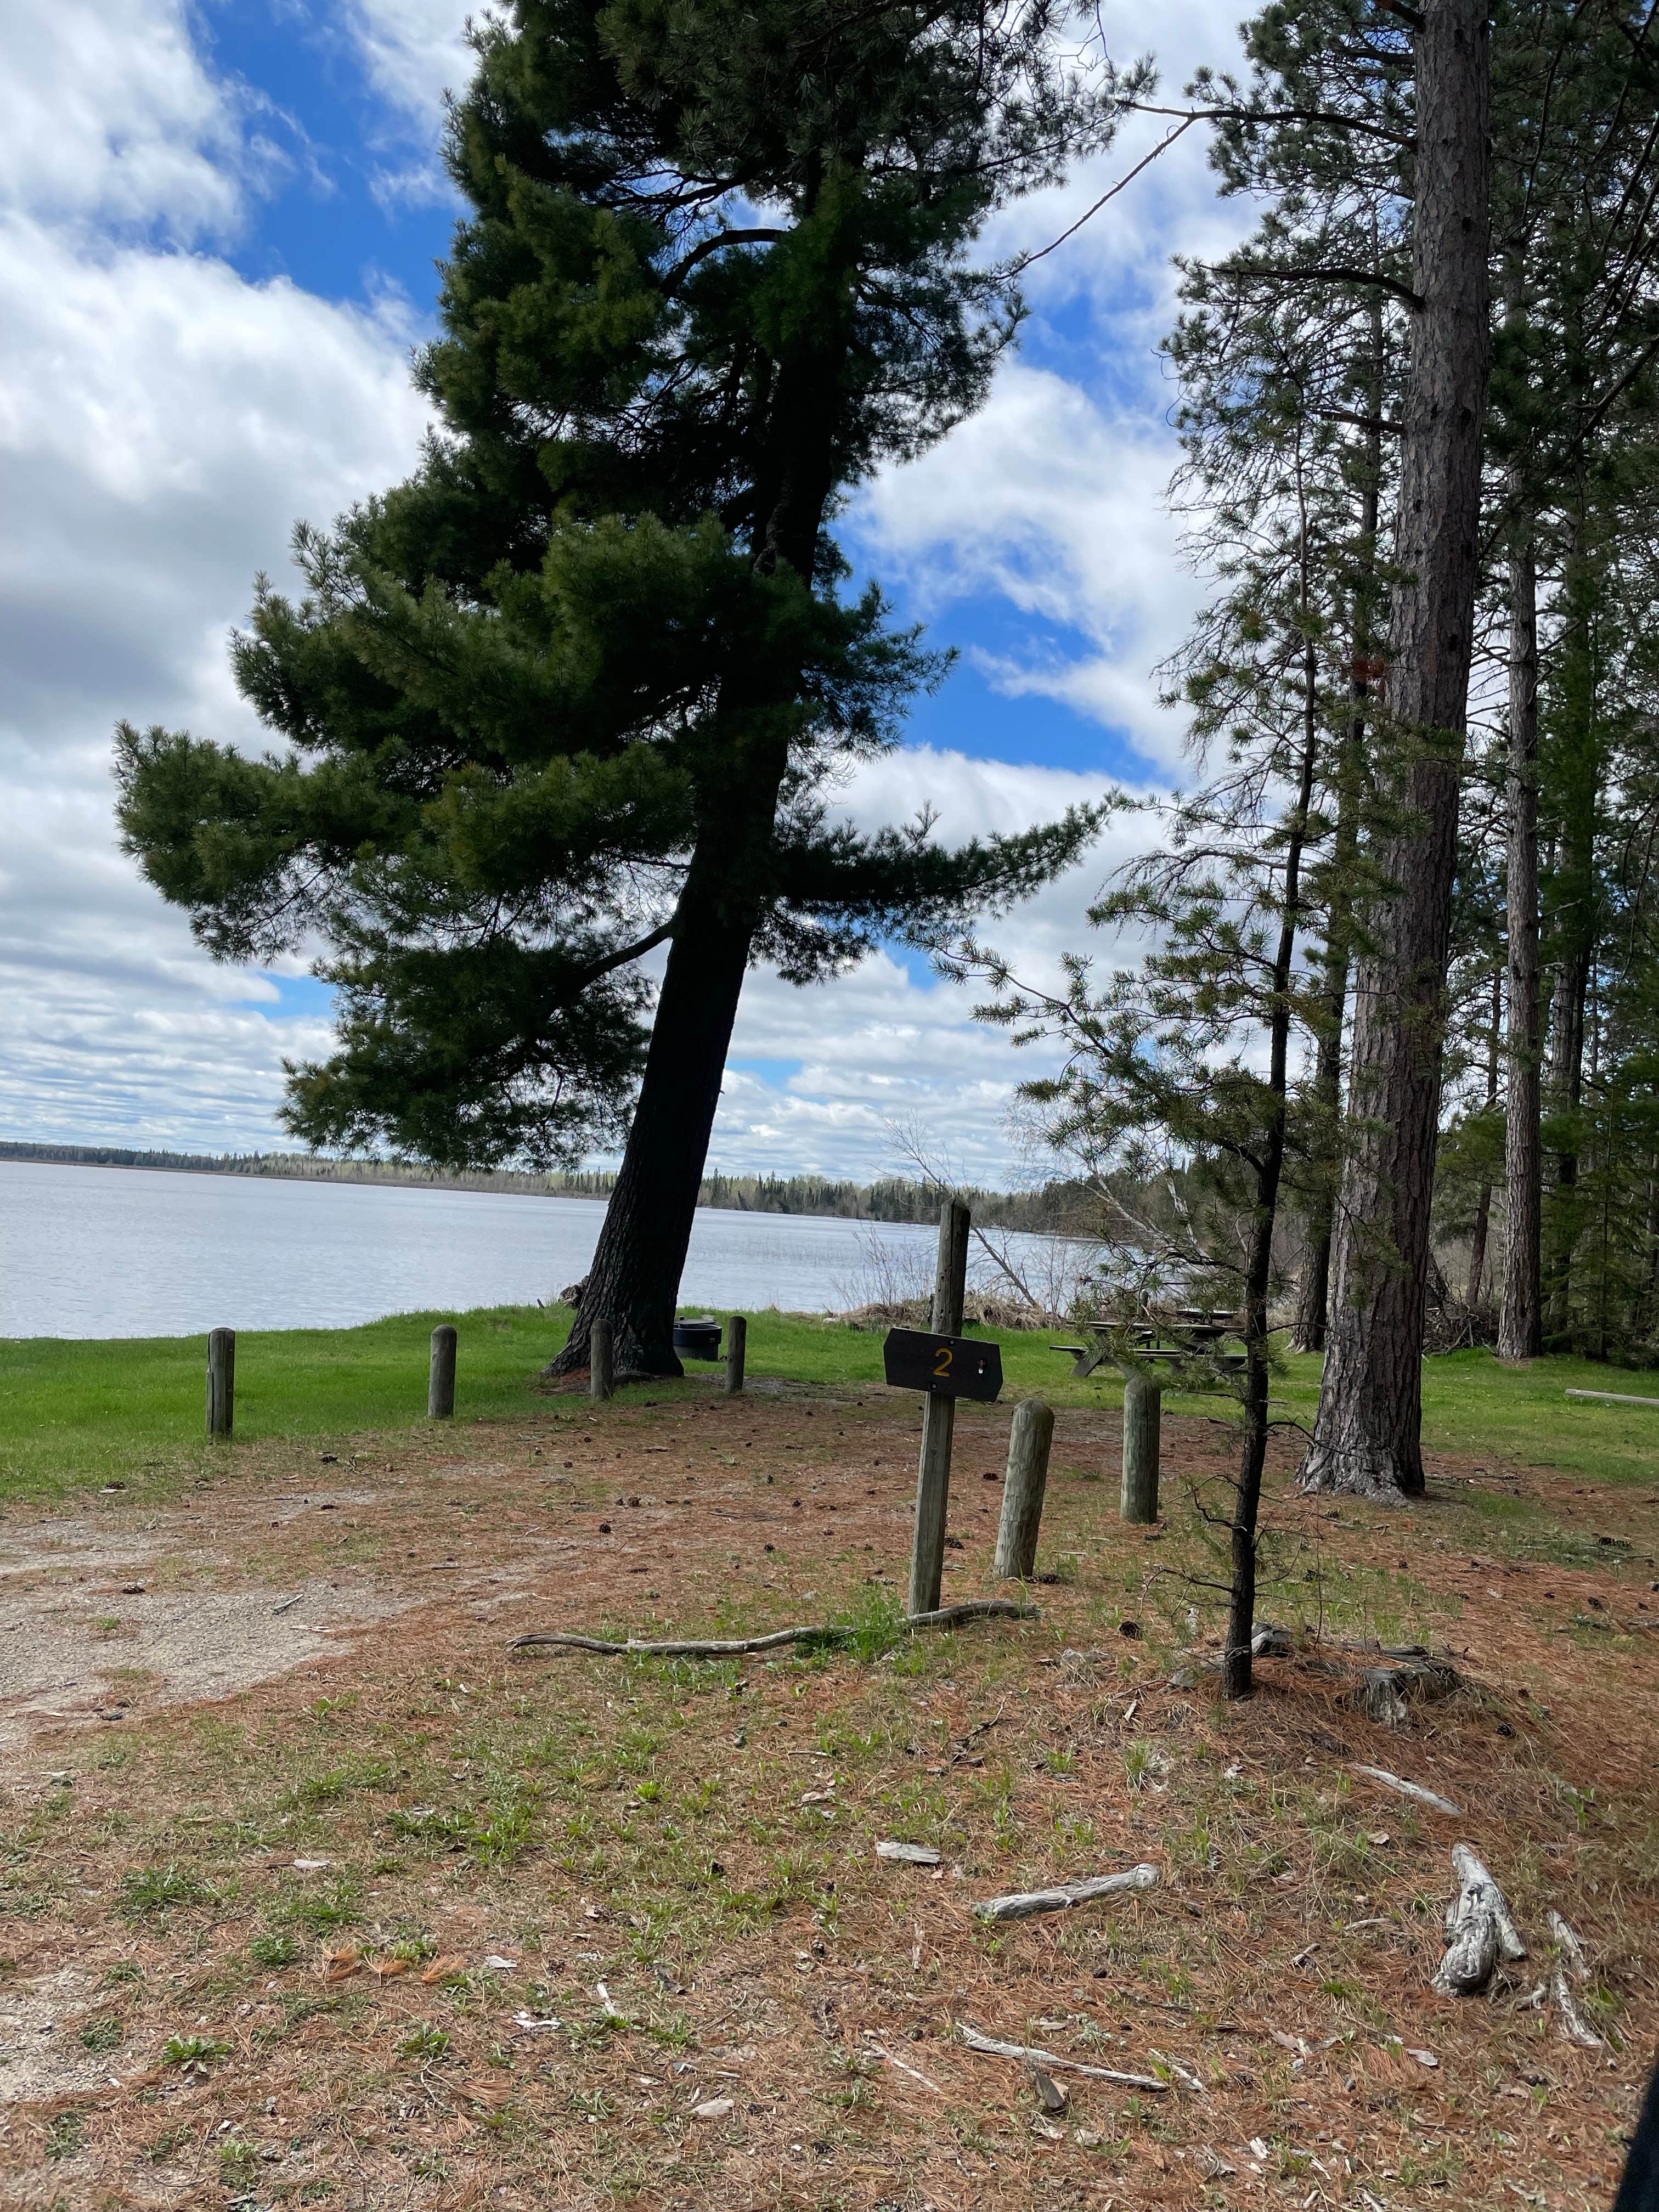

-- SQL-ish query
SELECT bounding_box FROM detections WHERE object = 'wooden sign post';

[907,1199,970,1615]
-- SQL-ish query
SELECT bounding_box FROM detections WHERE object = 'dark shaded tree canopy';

[117,0,1124,1369]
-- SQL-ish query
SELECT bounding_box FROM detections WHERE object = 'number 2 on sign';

[933,1345,953,1378]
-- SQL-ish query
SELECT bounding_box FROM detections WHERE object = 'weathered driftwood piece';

[1352,1764,1461,1816]
[956,2020,1169,2092]
[1252,1623,1293,1658]
[1547,1910,1605,2049]
[1565,1386,1659,1409]
[973,1863,1159,1923]
[876,1840,941,1866]
[428,1324,457,1419]
[994,1397,1055,1579]
[507,1597,1036,1658]
[1434,1843,1527,1996]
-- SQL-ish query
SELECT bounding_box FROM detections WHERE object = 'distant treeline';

[0,1141,1078,1231]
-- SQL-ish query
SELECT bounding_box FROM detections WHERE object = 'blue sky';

[0,0,1251,1180]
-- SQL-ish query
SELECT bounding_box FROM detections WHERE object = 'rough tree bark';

[1301,0,1492,1496]
[1294,295,1385,1353]
[550,345,842,1377]
[1466,963,1501,1305]
[1500,487,1544,1360]
[1543,521,1599,1343]
[1545,930,1590,1333]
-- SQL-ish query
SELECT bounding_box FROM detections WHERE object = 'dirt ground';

[0,1373,1655,2211]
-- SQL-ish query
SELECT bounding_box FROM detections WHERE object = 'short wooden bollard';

[1120,1373,1163,1523]
[206,1327,235,1440]
[994,1397,1054,1579]
[725,1314,747,1396]
[590,1317,615,1401]
[909,1197,972,1617]
[428,1324,457,1419]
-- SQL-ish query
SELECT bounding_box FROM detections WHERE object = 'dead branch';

[507,1598,1037,1658]
[973,1863,1159,1922]
[862,2032,943,2093]
[1548,1910,1606,2049]
[955,2020,1170,2091]
[1435,1843,1527,1996]
[1352,1763,1462,1815]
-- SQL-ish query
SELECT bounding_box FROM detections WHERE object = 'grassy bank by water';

[3,1304,1658,1504]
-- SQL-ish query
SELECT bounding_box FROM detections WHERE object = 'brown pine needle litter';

[0,1375,1654,2208]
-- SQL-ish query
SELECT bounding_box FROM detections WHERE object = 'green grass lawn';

[2,1301,1657,1504]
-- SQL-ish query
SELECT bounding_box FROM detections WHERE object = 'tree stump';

[994,1398,1054,1579]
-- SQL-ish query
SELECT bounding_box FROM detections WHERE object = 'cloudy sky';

[1,0,1255,1185]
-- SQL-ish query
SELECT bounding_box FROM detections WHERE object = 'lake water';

[0,1160,954,1338]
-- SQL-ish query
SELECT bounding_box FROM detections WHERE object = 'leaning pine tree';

[115,0,1125,1374]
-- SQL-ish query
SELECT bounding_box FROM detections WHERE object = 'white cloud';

[2,3,242,236]
[343,0,475,125]
[0,41,432,1152]
[0,0,1250,1182]
[855,368,1204,774]
[704,750,1160,1182]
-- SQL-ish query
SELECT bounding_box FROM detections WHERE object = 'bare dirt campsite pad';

[0,1381,1655,2210]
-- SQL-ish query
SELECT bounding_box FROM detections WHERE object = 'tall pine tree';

[115,0,1126,1375]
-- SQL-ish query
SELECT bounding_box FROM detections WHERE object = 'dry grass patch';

[0,1379,1653,2208]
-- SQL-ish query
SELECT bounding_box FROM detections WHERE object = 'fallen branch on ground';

[862,2033,943,2093]
[1352,1764,1461,1815]
[973,1863,1159,1922]
[955,2021,1170,2091]
[1548,1911,1606,2049]
[506,1599,1036,1658]
[1435,1843,1527,1996]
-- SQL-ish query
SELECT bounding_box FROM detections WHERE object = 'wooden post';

[994,1397,1054,1579]
[206,1327,235,1440]
[725,1314,747,1396]
[428,1324,457,1419]
[590,1317,614,1401]
[1120,1372,1162,1523]
[909,1198,970,1616]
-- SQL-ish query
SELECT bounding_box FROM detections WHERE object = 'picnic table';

[1048,1310,1245,1527]
[1051,1308,1246,1380]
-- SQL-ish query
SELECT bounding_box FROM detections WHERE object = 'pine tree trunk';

[546,319,845,1379]
[1545,941,1589,1334]
[1294,738,1359,1352]
[1543,520,1599,1343]
[547,857,770,1376]
[1300,0,1491,1498]
[1500,495,1543,1360]
[1293,292,1384,1357]
[1467,964,1501,1306]
[1224,603,1321,1697]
